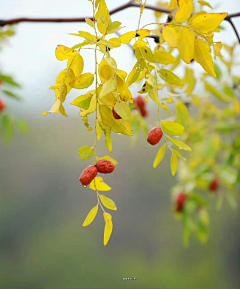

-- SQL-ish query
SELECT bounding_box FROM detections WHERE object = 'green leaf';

[167,135,191,151]
[78,146,94,160]
[114,102,131,121]
[2,90,21,100]
[162,121,185,136]
[82,205,98,227]
[159,69,184,86]
[0,74,20,87]
[171,153,178,176]
[153,144,166,168]
[100,195,117,211]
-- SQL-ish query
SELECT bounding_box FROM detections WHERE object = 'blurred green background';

[0,116,240,289]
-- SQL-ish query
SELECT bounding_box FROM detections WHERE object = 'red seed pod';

[96,160,115,174]
[112,107,121,119]
[209,178,219,192]
[147,127,163,145]
[175,192,188,213]
[79,165,98,187]
[0,99,6,112]
[135,95,148,118]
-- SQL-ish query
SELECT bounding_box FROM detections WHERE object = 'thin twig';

[0,1,239,43]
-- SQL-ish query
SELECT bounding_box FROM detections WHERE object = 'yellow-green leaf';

[154,50,176,64]
[97,156,118,165]
[109,38,121,48]
[100,195,117,211]
[153,144,166,168]
[103,212,113,246]
[114,102,131,121]
[198,0,212,9]
[177,27,195,64]
[194,38,216,77]
[70,73,94,89]
[107,21,123,34]
[167,135,192,151]
[159,69,184,86]
[78,146,94,160]
[96,0,110,35]
[176,101,189,127]
[190,13,228,33]
[213,42,222,58]
[172,149,186,161]
[85,17,94,28]
[105,133,112,152]
[90,177,111,191]
[82,205,98,227]
[171,153,178,176]
[132,39,148,50]
[71,90,95,109]
[120,31,136,44]
[175,0,193,23]
[99,105,133,136]
[99,78,117,97]
[162,26,178,48]
[162,121,185,136]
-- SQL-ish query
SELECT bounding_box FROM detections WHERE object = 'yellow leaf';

[99,105,133,136]
[107,21,123,34]
[159,69,184,86]
[114,102,131,121]
[100,195,117,211]
[194,38,216,77]
[175,0,193,23]
[85,17,94,28]
[153,144,166,168]
[198,0,213,9]
[109,38,121,48]
[96,120,103,140]
[73,31,97,41]
[82,205,98,227]
[96,0,110,35]
[162,26,178,48]
[154,50,176,64]
[135,47,154,63]
[55,45,77,61]
[99,58,115,83]
[70,73,94,89]
[190,13,228,33]
[100,92,117,106]
[119,31,136,44]
[67,54,84,77]
[136,29,150,37]
[171,153,178,176]
[116,75,133,103]
[97,156,118,165]
[90,177,111,191]
[132,39,148,50]
[213,42,222,58]
[177,27,195,64]
[103,212,113,246]
[162,121,185,136]
[99,78,117,97]
[167,135,191,151]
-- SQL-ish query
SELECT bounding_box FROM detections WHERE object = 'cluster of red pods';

[79,159,115,187]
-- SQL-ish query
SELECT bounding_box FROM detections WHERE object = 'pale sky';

[1,0,240,118]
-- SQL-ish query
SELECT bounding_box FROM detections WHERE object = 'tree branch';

[0,1,239,43]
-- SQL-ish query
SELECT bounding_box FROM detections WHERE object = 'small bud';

[79,165,98,187]
[96,160,115,174]
[147,127,163,145]
[209,178,219,192]
[0,99,6,112]
[175,192,187,213]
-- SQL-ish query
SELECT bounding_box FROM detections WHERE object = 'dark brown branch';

[0,1,239,43]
